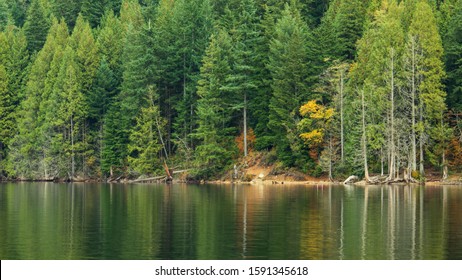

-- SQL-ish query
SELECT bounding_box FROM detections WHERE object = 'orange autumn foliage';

[235,128,256,155]
[448,137,462,169]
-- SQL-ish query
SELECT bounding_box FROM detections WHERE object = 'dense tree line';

[0,0,461,181]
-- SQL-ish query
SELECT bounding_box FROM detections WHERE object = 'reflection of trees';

[0,183,461,259]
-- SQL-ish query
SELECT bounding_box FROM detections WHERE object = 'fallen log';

[343,175,359,185]
[108,174,124,183]
[172,169,192,174]
[132,176,167,183]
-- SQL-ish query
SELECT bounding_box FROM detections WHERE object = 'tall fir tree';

[0,26,29,175]
[8,0,29,27]
[444,0,462,111]
[8,18,69,179]
[0,65,10,173]
[170,0,213,154]
[408,0,447,176]
[194,30,235,178]
[23,0,50,54]
[0,0,10,30]
[222,0,264,158]
[127,86,165,176]
[44,45,85,179]
[50,0,82,29]
[81,0,111,28]
[267,2,315,168]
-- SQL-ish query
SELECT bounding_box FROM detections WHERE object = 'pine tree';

[0,26,29,175]
[0,0,10,30]
[69,15,99,98]
[8,0,29,27]
[0,65,11,173]
[170,0,213,154]
[409,0,447,177]
[128,86,165,176]
[267,3,314,168]
[8,19,69,179]
[333,0,368,60]
[445,0,462,111]
[194,30,235,178]
[86,58,117,175]
[315,0,369,62]
[96,9,124,81]
[100,0,146,176]
[222,0,264,158]
[23,0,50,54]
[50,0,82,29]
[81,0,107,28]
[2,26,29,102]
[45,46,85,179]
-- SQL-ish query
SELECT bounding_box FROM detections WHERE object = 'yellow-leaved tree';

[299,100,335,179]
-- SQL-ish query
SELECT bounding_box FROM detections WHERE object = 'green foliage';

[194,30,236,179]
[81,0,121,28]
[267,2,315,168]
[0,0,10,30]
[8,18,69,179]
[23,0,50,54]
[444,0,462,111]
[128,86,165,176]
[50,0,82,29]
[409,0,447,164]
[1,0,460,180]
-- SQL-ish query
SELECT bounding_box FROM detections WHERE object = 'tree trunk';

[70,115,75,181]
[387,48,395,182]
[328,135,333,181]
[243,92,248,157]
[419,100,425,178]
[442,151,448,181]
[411,37,417,171]
[340,70,344,162]
[361,88,370,181]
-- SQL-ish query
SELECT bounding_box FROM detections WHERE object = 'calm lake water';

[0,182,461,260]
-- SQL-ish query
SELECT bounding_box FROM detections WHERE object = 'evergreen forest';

[0,0,461,182]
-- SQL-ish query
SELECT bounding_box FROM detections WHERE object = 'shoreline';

[1,177,461,186]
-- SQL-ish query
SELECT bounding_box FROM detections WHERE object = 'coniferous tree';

[69,15,99,98]
[87,58,117,174]
[267,3,314,168]
[47,46,85,179]
[0,26,29,175]
[0,65,10,173]
[128,86,165,176]
[408,0,447,177]
[333,0,368,60]
[100,0,146,176]
[9,19,69,179]
[170,0,213,154]
[81,0,109,28]
[0,0,10,30]
[194,30,235,178]
[51,0,82,29]
[23,0,50,54]
[97,9,124,83]
[445,0,462,111]
[222,0,264,158]
[2,26,29,102]
[8,0,29,27]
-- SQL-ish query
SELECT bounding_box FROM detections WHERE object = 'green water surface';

[0,183,461,259]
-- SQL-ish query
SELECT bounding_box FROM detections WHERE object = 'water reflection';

[0,183,461,260]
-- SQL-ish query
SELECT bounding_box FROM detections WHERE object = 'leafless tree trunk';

[387,48,396,182]
[361,88,370,181]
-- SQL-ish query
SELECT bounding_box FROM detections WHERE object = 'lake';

[0,182,461,260]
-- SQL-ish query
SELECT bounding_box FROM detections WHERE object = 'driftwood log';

[343,175,359,184]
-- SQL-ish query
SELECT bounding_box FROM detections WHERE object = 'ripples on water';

[0,183,461,260]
